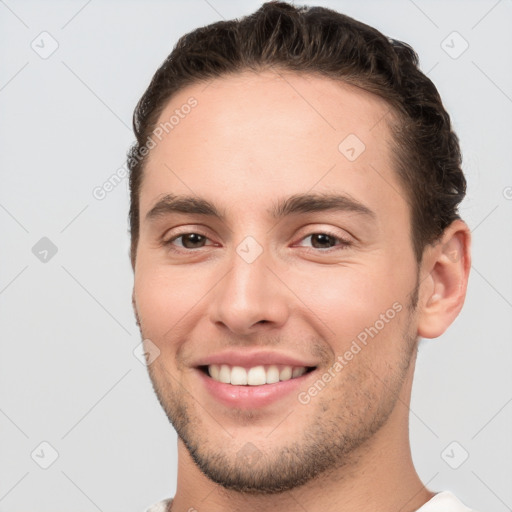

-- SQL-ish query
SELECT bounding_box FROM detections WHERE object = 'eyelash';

[162,229,353,253]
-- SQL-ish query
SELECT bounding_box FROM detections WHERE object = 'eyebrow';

[144,192,376,223]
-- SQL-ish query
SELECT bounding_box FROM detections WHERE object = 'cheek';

[299,264,409,341]
[134,266,204,344]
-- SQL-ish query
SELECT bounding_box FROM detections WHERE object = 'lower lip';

[196,368,315,409]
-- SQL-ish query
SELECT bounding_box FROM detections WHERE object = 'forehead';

[139,70,406,225]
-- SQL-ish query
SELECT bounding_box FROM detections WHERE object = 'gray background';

[1,0,511,510]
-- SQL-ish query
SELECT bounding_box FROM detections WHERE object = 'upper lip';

[192,349,318,368]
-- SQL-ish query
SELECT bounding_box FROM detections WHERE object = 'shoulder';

[416,491,480,512]
[144,498,173,512]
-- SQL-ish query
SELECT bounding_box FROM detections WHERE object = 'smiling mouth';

[198,364,316,386]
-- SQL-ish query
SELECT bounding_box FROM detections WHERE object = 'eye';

[162,230,352,253]
[296,231,352,251]
[163,232,215,250]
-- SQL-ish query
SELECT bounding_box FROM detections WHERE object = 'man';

[128,2,476,511]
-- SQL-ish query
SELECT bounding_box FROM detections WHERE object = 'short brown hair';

[127,0,466,267]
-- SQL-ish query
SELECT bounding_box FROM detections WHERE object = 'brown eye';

[297,231,352,251]
[165,233,210,249]
[181,233,206,248]
[309,233,337,249]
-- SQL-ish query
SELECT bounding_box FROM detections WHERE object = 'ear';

[417,219,471,339]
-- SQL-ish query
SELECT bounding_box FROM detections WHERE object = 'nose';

[208,245,290,336]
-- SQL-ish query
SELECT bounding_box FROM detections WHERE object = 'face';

[132,70,421,493]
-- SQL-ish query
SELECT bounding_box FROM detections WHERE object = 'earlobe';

[417,220,471,339]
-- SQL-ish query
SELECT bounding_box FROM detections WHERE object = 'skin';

[131,70,471,512]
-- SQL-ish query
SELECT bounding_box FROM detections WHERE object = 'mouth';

[195,363,318,409]
[197,364,316,386]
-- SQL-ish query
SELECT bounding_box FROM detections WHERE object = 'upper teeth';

[208,364,307,385]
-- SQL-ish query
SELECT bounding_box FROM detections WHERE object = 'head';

[128,1,470,495]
